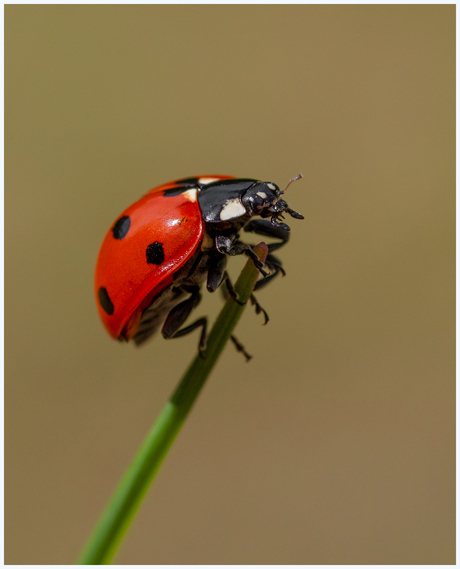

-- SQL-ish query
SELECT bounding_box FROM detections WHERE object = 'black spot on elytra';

[98,287,114,315]
[112,216,131,239]
[146,241,165,265]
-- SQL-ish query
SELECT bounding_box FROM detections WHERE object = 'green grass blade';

[78,243,268,564]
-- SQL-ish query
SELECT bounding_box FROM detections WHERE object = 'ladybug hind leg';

[161,287,208,352]
[161,285,252,361]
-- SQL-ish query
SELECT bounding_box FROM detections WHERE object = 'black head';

[242,179,304,231]
[198,176,304,231]
[241,181,282,216]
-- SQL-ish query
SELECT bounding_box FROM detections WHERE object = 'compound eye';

[253,192,268,211]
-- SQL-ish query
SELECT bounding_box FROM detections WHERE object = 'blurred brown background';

[5,5,454,565]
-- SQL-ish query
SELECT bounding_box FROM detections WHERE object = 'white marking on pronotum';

[256,191,267,199]
[219,198,246,220]
[267,183,276,190]
[198,177,220,185]
[183,189,198,202]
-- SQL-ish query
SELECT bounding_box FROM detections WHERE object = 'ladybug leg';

[230,335,252,362]
[243,219,290,253]
[220,272,269,324]
[264,253,286,276]
[243,220,290,289]
[161,285,249,360]
[169,317,208,353]
[223,273,244,306]
[215,235,268,277]
[206,253,228,292]
[207,254,249,309]
[253,254,285,291]
[249,295,269,325]
[237,244,269,277]
[161,289,208,351]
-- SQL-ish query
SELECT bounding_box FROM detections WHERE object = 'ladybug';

[95,175,303,355]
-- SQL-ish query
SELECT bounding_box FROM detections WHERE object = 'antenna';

[280,172,303,194]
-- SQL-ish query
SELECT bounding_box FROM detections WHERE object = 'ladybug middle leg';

[206,250,252,308]
[218,269,269,326]
[214,235,269,277]
[243,219,290,291]
[206,253,246,309]
[212,233,280,325]
[205,251,262,359]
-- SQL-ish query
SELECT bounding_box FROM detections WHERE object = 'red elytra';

[94,175,234,340]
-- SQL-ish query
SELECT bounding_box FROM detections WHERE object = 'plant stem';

[78,243,268,565]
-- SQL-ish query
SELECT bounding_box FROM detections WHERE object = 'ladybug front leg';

[243,219,290,253]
